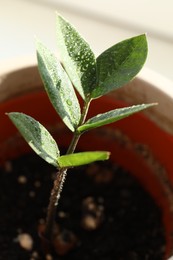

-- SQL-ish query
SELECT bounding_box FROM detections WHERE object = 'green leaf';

[92,34,148,98]
[36,40,81,132]
[8,112,59,167]
[78,103,156,132]
[56,14,97,100]
[57,151,110,168]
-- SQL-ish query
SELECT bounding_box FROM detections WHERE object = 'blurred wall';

[0,0,173,81]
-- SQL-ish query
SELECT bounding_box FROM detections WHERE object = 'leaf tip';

[6,112,18,120]
[56,13,65,25]
[105,151,111,160]
[35,38,44,52]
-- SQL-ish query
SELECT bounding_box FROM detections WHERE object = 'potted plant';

[0,14,173,260]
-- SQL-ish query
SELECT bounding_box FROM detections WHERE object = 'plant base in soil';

[0,153,165,260]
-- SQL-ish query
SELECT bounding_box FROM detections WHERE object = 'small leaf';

[36,40,81,132]
[92,34,148,98]
[78,103,156,132]
[8,112,59,167]
[56,14,97,100]
[57,151,110,168]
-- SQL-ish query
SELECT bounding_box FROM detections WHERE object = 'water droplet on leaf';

[66,99,72,106]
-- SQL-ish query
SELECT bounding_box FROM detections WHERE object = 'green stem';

[44,98,91,240]
[67,98,91,154]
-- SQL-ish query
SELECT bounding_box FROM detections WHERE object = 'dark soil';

[0,153,165,260]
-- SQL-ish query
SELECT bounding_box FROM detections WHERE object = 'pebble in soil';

[0,153,165,260]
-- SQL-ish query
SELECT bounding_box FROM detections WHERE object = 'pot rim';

[1,55,173,95]
[0,56,173,135]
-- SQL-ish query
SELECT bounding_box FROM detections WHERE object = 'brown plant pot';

[0,58,173,259]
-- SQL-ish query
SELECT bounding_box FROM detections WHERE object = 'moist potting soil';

[0,153,165,260]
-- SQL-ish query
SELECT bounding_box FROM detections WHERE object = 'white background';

[0,0,173,81]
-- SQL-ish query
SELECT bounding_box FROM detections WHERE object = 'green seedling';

[7,14,156,243]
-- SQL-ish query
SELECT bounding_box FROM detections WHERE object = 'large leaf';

[37,41,81,132]
[8,112,59,167]
[57,151,110,168]
[56,14,97,100]
[92,34,148,98]
[78,103,156,132]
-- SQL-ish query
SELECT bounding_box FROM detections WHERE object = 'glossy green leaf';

[56,14,97,100]
[8,112,59,167]
[57,151,110,168]
[36,40,81,132]
[92,34,148,98]
[78,103,156,132]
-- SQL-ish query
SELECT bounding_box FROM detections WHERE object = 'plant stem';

[45,126,83,240]
[44,98,91,240]
[44,167,67,239]
[66,98,91,154]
